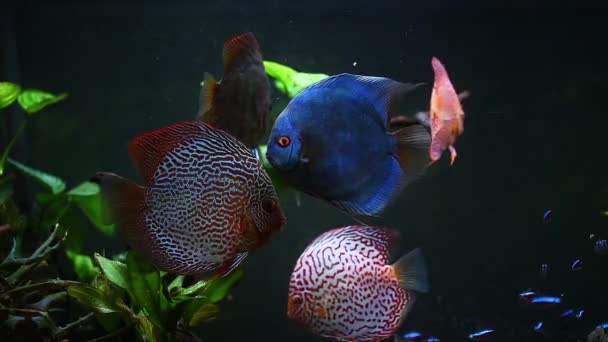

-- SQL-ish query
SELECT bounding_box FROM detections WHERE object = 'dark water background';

[2,1,608,341]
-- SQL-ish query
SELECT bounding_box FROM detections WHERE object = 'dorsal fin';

[196,72,218,121]
[127,121,206,184]
[222,32,262,74]
[303,73,424,126]
[311,225,399,265]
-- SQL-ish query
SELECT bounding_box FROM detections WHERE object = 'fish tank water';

[0,1,607,342]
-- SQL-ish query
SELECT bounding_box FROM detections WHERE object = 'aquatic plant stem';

[1,279,80,300]
[4,225,66,285]
[55,312,95,338]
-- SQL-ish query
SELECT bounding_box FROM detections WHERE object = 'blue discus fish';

[265,74,431,216]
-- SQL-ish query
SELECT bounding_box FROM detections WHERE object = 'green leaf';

[169,278,209,303]
[7,158,66,194]
[136,312,158,342]
[0,82,21,109]
[94,253,130,292]
[167,276,184,294]
[0,120,26,177]
[17,89,67,114]
[68,181,115,235]
[67,283,119,314]
[66,251,99,280]
[183,302,220,328]
[205,269,243,303]
[0,182,13,205]
[67,181,99,196]
[263,60,329,98]
[126,251,167,330]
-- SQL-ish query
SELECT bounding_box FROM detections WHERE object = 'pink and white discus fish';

[93,120,286,277]
[287,225,429,342]
[429,56,465,166]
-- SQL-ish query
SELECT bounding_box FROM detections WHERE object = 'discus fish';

[287,225,429,342]
[93,121,286,277]
[266,74,431,216]
[429,56,465,166]
[197,32,272,147]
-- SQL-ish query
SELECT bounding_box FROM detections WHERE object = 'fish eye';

[277,136,291,148]
[262,198,276,213]
[292,295,303,305]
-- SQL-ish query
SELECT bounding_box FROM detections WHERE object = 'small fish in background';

[533,321,544,332]
[571,258,583,271]
[560,309,575,318]
[540,263,550,279]
[197,32,272,148]
[518,290,537,304]
[468,328,495,341]
[543,209,552,224]
[287,225,429,342]
[559,308,585,320]
[428,56,466,166]
[266,74,431,217]
[263,60,330,99]
[93,121,286,277]
[394,331,441,342]
[594,239,608,255]
[528,295,562,309]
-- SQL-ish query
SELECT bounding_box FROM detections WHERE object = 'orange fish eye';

[277,136,291,147]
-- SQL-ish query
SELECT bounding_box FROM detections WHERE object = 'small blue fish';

[597,322,608,330]
[468,329,495,340]
[533,321,544,332]
[576,309,585,319]
[560,309,574,318]
[595,239,608,255]
[403,331,423,340]
[571,259,583,271]
[543,210,552,223]
[265,74,431,216]
[530,295,562,309]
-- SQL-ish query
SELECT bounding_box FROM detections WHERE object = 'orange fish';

[429,56,465,166]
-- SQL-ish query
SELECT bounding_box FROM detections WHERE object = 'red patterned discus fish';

[196,32,272,148]
[429,56,465,166]
[287,225,429,342]
[93,120,286,277]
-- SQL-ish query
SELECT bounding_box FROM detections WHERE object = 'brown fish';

[196,32,272,148]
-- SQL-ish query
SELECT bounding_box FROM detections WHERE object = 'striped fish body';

[95,121,286,277]
[287,226,429,342]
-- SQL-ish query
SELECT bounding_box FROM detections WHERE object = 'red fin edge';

[222,32,262,74]
[127,121,206,184]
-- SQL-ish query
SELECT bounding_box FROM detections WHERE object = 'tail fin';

[90,172,146,228]
[393,125,431,177]
[392,247,430,293]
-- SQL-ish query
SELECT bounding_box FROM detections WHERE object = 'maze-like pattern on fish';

[289,226,410,342]
[141,121,274,275]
